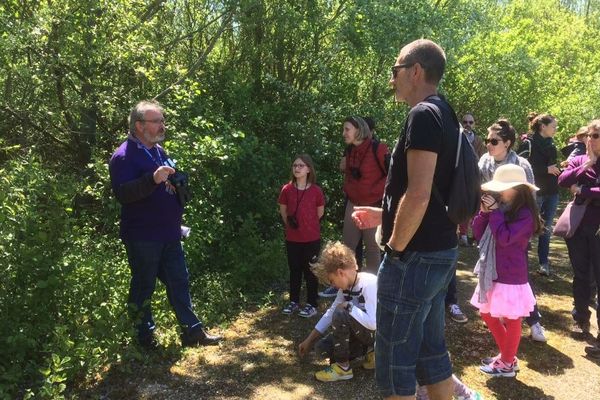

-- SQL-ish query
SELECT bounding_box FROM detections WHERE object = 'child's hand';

[298,340,311,358]
[481,194,498,212]
[352,207,383,229]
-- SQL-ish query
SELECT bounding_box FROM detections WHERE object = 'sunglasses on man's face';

[586,133,600,140]
[391,63,414,79]
[462,120,474,125]
[485,138,502,146]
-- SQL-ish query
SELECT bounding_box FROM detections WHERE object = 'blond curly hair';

[310,241,357,285]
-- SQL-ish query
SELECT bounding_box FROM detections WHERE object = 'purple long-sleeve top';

[472,208,534,284]
[558,155,600,226]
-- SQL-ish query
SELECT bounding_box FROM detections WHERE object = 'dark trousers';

[124,240,201,339]
[566,224,600,327]
[524,245,542,326]
[286,240,320,307]
[315,308,374,363]
[445,273,458,305]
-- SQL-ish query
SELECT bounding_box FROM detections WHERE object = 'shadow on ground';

[80,219,600,400]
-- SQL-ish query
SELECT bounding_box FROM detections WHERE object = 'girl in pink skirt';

[470,164,543,377]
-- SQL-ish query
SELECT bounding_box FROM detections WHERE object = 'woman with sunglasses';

[478,119,547,343]
[558,119,600,338]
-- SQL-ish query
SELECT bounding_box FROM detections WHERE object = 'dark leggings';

[286,240,320,307]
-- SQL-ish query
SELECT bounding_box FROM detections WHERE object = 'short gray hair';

[128,100,164,134]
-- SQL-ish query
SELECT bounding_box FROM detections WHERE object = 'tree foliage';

[1,0,600,397]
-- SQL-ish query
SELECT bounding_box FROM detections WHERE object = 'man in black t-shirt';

[352,39,458,400]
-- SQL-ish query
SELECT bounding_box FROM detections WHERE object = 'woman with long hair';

[527,113,560,276]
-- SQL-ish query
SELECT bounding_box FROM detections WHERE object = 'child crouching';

[298,241,377,382]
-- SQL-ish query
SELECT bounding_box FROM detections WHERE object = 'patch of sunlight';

[250,381,320,400]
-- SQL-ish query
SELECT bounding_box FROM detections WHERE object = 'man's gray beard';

[144,132,165,143]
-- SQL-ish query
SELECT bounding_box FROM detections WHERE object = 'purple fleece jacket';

[472,208,534,285]
[558,155,600,226]
[109,138,183,242]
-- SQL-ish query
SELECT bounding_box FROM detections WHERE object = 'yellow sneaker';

[314,363,353,382]
[362,350,375,370]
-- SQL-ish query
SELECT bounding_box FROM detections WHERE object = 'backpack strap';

[371,138,387,177]
[423,96,461,208]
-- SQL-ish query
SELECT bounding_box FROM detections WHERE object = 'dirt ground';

[82,239,600,400]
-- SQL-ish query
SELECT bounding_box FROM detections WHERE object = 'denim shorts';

[375,248,457,397]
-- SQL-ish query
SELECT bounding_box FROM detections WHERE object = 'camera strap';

[343,272,360,301]
[350,139,370,173]
[293,183,309,217]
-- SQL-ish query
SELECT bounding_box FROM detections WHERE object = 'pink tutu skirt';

[470,282,536,319]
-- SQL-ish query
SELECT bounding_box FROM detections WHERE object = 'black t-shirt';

[381,96,459,252]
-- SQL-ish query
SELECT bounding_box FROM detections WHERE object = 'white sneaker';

[530,322,547,342]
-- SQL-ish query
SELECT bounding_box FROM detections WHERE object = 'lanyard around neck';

[130,134,164,166]
[293,183,308,216]
[142,146,163,166]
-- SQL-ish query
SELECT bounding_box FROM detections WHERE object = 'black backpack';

[425,97,481,225]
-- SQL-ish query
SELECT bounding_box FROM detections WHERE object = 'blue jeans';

[124,240,201,339]
[536,193,559,265]
[375,248,458,397]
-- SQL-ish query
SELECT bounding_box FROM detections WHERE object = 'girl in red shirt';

[278,154,325,318]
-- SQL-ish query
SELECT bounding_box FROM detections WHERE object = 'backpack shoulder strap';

[421,96,460,207]
[371,137,387,177]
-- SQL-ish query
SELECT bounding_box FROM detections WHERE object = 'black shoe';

[138,334,159,350]
[584,345,600,359]
[571,321,591,336]
[181,328,222,347]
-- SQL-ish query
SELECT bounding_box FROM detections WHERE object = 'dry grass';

[80,238,600,400]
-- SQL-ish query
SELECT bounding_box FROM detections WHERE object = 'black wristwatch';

[384,243,404,259]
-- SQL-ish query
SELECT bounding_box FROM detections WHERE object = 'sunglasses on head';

[586,132,600,139]
[485,138,502,146]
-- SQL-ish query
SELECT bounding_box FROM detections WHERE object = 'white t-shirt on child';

[315,272,377,334]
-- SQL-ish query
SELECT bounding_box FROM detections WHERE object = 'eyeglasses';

[141,118,166,124]
[462,120,474,125]
[292,163,307,169]
[484,138,502,146]
[585,133,600,139]
[391,63,414,79]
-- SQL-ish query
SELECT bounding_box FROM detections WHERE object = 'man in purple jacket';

[109,100,221,349]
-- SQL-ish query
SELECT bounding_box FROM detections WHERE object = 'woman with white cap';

[470,164,543,378]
